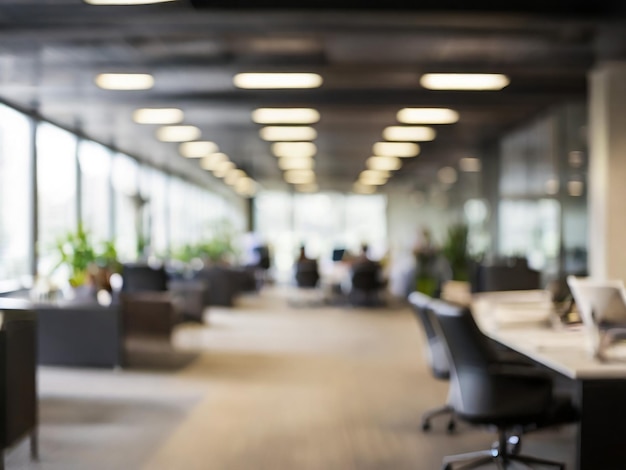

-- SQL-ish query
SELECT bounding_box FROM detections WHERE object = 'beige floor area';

[7,287,576,469]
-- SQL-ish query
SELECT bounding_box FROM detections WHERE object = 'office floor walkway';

[7,287,575,469]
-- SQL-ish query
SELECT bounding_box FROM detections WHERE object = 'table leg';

[576,379,626,470]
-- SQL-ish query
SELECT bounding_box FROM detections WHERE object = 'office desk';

[473,304,626,470]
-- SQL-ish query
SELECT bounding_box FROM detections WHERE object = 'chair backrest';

[473,261,540,293]
[295,260,319,288]
[351,261,382,291]
[428,299,507,418]
[122,264,168,292]
[408,291,449,379]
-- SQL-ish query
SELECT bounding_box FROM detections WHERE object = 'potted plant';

[441,223,470,282]
[52,224,97,288]
[52,227,121,296]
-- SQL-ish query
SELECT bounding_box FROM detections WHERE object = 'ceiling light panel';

[133,108,183,124]
[156,125,201,142]
[372,141,420,158]
[278,157,315,170]
[359,170,388,185]
[438,166,458,185]
[366,156,402,171]
[260,126,317,141]
[214,160,235,178]
[235,177,257,196]
[272,142,317,158]
[179,141,219,158]
[353,182,376,194]
[200,152,228,170]
[225,169,246,186]
[397,108,459,124]
[459,157,482,172]
[296,183,319,193]
[95,73,154,90]
[284,169,315,184]
[234,73,323,89]
[252,108,320,124]
[420,73,510,90]
[383,126,436,142]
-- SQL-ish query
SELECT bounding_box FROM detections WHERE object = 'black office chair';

[429,299,578,470]
[121,263,168,292]
[349,260,385,306]
[295,259,320,288]
[472,258,541,293]
[407,291,455,432]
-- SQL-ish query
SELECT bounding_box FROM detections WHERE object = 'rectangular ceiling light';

[214,160,235,178]
[260,126,317,142]
[284,169,315,184]
[179,141,219,158]
[296,183,319,193]
[383,126,436,142]
[353,182,377,194]
[200,152,228,171]
[459,157,482,172]
[133,108,183,124]
[235,177,257,197]
[359,170,388,185]
[372,141,420,158]
[156,125,200,142]
[252,108,320,124]
[234,73,322,89]
[95,73,154,90]
[366,156,402,171]
[225,169,246,186]
[420,73,510,90]
[272,142,317,158]
[397,108,459,124]
[278,157,315,170]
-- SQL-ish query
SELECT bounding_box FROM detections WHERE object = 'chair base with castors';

[442,429,564,470]
[421,404,455,433]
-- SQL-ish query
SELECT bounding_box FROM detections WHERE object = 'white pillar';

[588,61,626,281]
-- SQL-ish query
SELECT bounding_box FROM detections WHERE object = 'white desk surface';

[472,296,626,380]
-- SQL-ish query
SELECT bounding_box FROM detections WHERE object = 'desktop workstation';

[472,293,626,470]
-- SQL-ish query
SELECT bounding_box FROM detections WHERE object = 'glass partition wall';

[0,102,248,290]
[0,105,33,285]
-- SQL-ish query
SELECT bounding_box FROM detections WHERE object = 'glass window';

[112,153,139,261]
[345,194,387,260]
[37,122,77,277]
[0,105,33,283]
[152,170,169,257]
[78,140,112,243]
[498,198,560,273]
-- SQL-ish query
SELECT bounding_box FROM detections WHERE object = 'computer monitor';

[332,248,345,262]
[567,276,626,327]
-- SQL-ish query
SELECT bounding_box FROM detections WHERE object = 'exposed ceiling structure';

[0,1,624,195]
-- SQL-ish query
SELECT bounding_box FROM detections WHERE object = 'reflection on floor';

[7,287,576,469]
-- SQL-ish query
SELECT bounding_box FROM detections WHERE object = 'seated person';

[347,244,386,305]
[294,246,319,288]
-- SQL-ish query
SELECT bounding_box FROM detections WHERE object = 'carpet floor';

[6,287,576,469]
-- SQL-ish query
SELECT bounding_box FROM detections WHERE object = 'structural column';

[588,61,626,281]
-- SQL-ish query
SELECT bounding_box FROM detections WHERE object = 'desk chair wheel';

[446,419,456,433]
[442,464,452,470]
[421,419,431,431]
[507,435,521,455]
